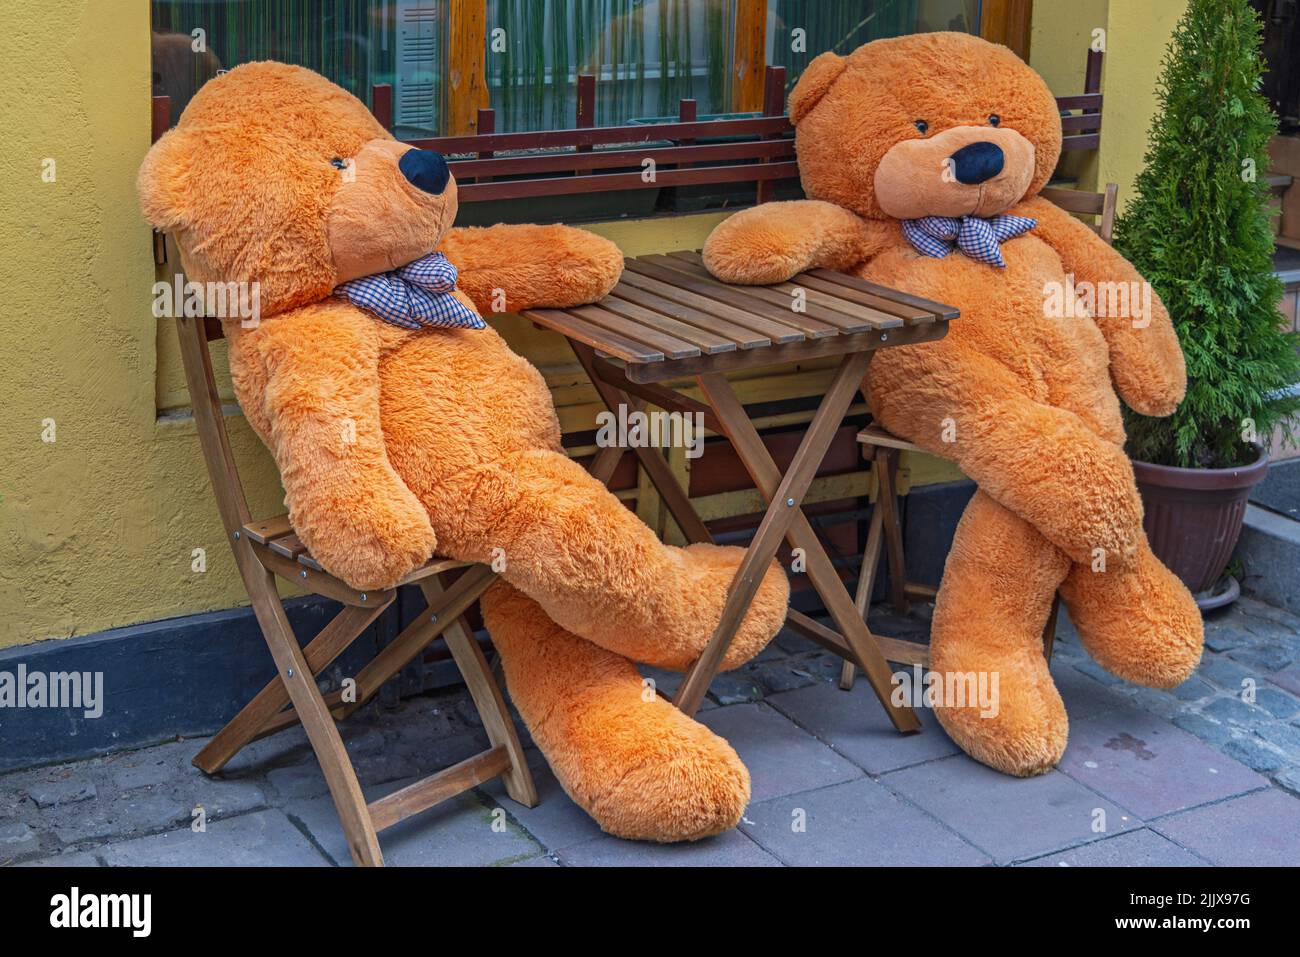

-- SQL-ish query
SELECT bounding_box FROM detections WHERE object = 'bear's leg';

[430,448,789,671]
[480,582,750,842]
[930,491,1073,776]
[1058,541,1203,688]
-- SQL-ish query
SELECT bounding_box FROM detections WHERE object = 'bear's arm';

[702,200,891,284]
[1015,195,1187,417]
[254,305,437,590]
[437,224,623,313]
[869,340,1144,568]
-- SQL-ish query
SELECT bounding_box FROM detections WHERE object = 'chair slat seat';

[241,516,474,587]
[856,424,922,453]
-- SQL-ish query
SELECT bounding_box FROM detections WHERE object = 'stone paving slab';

[884,756,1141,865]
[554,829,780,866]
[16,851,102,867]
[740,777,990,866]
[766,680,960,774]
[97,810,328,867]
[285,780,540,867]
[1050,660,1137,719]
[1058,703,1268,820]
[478,749,606,852]
[1151,789,1300,866]
[1019,828,1207,867]
[1268,666,1300,697]
[699,702,863,802]
[4,598,1300,868]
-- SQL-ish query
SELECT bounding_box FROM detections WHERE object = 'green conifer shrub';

[1114,0,1300,469]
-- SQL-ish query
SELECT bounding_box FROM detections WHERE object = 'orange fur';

[704,33,1202,777]
[139,63,788,839]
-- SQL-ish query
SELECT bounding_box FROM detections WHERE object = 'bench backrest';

[152,50,1103,210]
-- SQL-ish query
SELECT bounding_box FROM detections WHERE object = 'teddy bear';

[138,62,789,841]
[703,32,1204,777]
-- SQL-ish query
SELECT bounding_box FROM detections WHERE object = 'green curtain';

[488,0,733,132]
[150,0,398,121]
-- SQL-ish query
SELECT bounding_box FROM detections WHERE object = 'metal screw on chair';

[880,333,889,341]
[360,593,368,602]
[232,531,240,540]
[786,497,795,506]
[300,570,308,579]
[430,614,439,624]
[287,668,294,678]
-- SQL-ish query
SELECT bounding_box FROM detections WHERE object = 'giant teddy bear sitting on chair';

[704,33,1204,776]
[139,63,789,840]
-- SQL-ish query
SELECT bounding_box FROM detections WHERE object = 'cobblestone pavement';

[3,595,1299,867]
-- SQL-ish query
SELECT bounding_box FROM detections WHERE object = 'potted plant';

[1114,0,1300,609]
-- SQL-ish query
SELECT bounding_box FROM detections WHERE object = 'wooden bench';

[367,49,1104,208]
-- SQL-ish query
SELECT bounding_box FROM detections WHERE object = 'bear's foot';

[1060,541,1203,688]
[481,583,749,842]
[929,489,1072,776]
[930,640,1069,777]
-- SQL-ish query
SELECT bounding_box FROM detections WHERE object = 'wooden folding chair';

[839,183,1119,687]
[174,312,537,867]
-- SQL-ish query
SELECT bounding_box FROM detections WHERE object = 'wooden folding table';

[522,250,958,731]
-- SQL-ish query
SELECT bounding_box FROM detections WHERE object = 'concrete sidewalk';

[4,596,1300,867]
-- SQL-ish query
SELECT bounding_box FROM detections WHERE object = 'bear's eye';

[330,157,348,170]
[988,114,1001,127]
[914,120,929,135]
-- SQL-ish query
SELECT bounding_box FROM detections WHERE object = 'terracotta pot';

[1133,445,1270,602]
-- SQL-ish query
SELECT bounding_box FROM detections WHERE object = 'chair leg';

[876,448,909,615]
[194,602,389,774]
[841,449,886,691]
[1042,592,1062,661]
[243,566,383,866]
[419,576,539,808]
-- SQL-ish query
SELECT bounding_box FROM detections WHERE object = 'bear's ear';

[789,51,848,125]
[137,127,197,231]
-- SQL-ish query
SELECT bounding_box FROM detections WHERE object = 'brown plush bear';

[138,62,788,840]
[704,33,1203,776]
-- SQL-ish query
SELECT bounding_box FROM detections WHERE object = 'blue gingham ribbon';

[901,214,1037,268]
[334,252,485,330]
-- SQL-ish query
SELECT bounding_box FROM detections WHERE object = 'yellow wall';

[0,0,1190,649]
[0,1,160,648]
[1031,0,1189,207]
[1094,0,1189,210]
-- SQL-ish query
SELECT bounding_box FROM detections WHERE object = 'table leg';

[688,353,921,732]
[570,341,715,544]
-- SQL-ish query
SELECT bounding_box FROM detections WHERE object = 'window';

[151,1,992,135]
[150,1,413,125]
[768,1,983,96]
[485,0,736,132]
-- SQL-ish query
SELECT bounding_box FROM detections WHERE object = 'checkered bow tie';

[334,251,486,330]
[901,214,1037,268]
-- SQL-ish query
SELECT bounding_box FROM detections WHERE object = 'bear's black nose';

[399,148,451,195]
[949,141,1004,185]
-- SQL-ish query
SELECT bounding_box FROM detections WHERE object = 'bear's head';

[139,62,457,318]
[790,32,1061,222]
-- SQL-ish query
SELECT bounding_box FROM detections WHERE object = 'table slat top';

[521,249,957,381]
